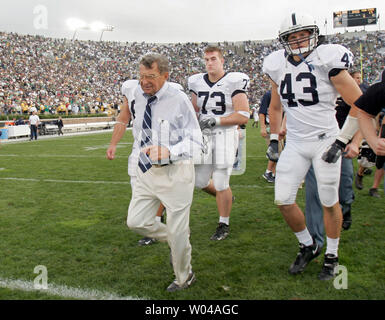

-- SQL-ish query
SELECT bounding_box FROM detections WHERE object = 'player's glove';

[266,140,279,162]
[199,118,219,131]
[322,139,346,163]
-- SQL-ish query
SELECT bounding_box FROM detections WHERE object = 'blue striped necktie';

[138,96,157,173]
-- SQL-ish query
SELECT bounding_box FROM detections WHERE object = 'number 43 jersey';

[263,44,354,141]
[188,72,250,129]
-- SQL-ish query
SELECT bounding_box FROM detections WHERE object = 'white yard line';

[0,154,127,159]
[0,177,271,188]
[0,277,145,300]
[0,177,130,184]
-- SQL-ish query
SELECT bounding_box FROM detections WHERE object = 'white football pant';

[275,137,341,207]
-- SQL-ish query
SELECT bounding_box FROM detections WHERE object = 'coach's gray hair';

[140,53,169,74]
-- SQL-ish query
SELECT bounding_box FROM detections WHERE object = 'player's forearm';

[218,112,249,126]
[259,114,266,126]
[268,107,282,137]
[358,110,379,152]
[350,129,363,148]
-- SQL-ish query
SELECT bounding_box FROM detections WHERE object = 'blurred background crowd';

[1,30,384,116]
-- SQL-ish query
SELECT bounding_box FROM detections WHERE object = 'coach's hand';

[322,140,345,163]
[142,145,170,162]
[266,140,279,162]
[106,145,117,160]
[199,118,219,131]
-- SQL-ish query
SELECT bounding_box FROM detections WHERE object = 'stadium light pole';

[100,25,114,41]
[67,18,114,41]
[90,22,114,41]
[66,18,87,40]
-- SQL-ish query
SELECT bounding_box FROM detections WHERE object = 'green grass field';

[0,122,384,300]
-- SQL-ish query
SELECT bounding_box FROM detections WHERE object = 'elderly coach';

[124,53,202,292]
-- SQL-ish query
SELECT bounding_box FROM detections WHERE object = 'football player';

[263,13,363,280]
[107,79,184,246]
[188,46,250,240]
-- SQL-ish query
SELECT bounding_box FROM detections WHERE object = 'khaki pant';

[127,160,195,286]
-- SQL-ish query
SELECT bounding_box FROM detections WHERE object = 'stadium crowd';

[0,30,384,116]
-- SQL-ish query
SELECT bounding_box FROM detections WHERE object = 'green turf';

[0,124,384,300]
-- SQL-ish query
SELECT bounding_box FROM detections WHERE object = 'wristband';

[270,133,279,141]
[237,111,251,119]
[215,118,221,126]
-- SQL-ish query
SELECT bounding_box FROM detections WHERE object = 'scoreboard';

[333,8,377,28]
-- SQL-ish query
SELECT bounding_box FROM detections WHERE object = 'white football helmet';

[357,142,376,168]
[279,12,319,56]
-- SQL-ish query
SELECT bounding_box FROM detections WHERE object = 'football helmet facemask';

[279,12,319,56]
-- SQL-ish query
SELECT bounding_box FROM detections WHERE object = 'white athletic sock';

[219,216,229,225]
[294,228,313,246]
[155,216,161,222]
[265,170,272,174]
[325,237,339,257]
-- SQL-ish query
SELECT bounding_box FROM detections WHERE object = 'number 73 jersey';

[188,72,250,125]
[263,44,354,141]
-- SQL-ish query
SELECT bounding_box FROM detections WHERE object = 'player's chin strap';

[297,53,315,72]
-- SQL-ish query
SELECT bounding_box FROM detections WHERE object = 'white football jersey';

[188,72,250,130]
[120,80,185,176]
[263,44,354,141]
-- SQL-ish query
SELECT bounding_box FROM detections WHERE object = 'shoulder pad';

[226,72,250,82]
[315,44,354,70]
[263,50,285,82]
[225,72,250,92]
[121,79,139,96]
[187,73,204,92]
[169,82,184,91]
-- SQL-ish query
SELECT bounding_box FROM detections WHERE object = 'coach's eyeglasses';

[138,74,161,80]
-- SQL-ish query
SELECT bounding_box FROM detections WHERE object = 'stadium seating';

[0,30,384,117]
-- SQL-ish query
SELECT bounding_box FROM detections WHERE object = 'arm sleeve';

[355,82,385,117]
[258,92,271,115]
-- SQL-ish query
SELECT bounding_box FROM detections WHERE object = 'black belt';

[153,164,170,168]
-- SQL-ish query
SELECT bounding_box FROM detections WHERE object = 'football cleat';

[166,272,196,292]
[262,171,275,183]
[322,140,345,163]
[210,223,229,241]
[138,237,157,246]
[266,140,279,162]
[318,254,339,280]
[289,240,321,275]
[369,188,380,198]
